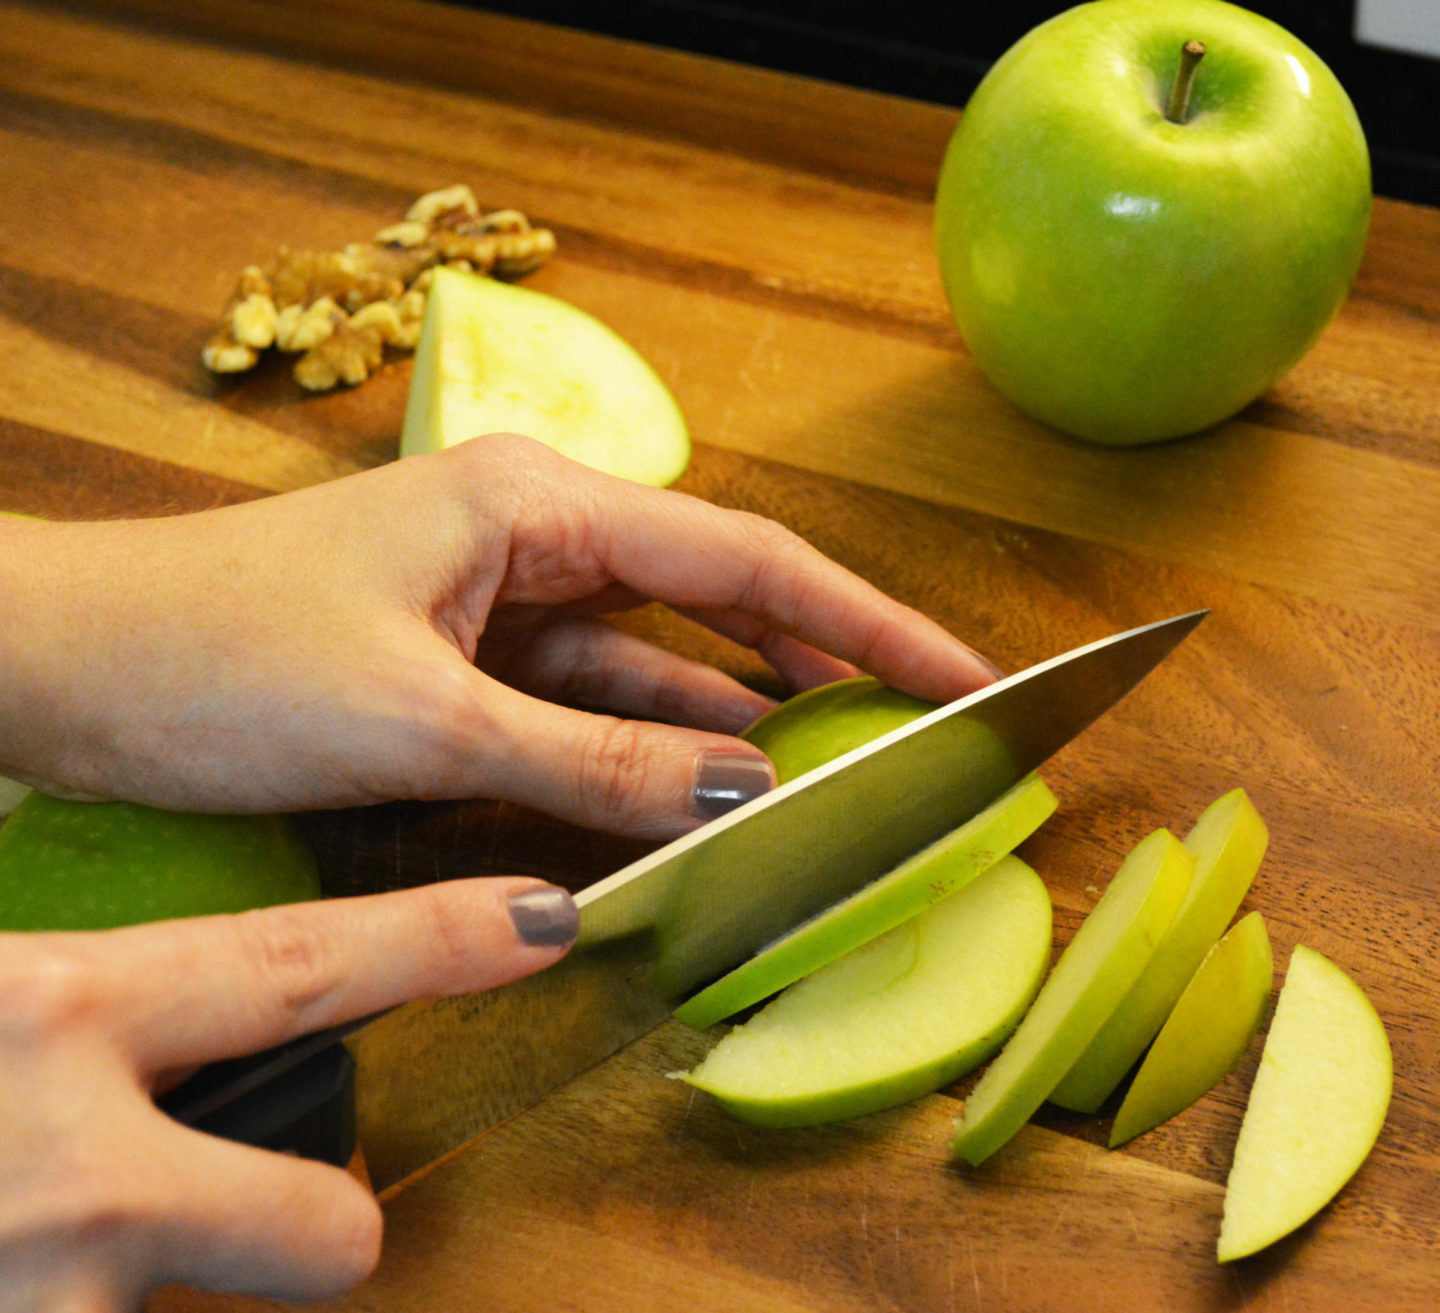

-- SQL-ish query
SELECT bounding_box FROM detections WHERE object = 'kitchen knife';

[162,610,1205,1185]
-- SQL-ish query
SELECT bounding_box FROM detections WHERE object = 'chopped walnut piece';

[202,185,555,390]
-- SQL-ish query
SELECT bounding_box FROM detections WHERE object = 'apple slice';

[950,827,1193,1166]
[742,677,938,785]
[1049,788,1269,1113]
[678,856,1052,1128]
[0,792,321,930]
[1217,945,1392,1262]
[400,265,690,486]
[672,772,1057,1030]
[1109,910,1273,1147]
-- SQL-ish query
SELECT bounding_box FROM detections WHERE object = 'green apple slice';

[673,772,1057,1030]
[678,855,1052,1128]
[400,265,690,486]
[1218,945,1392,1261]
[950,827,1193,1166]
[1109,910,1273,1147]
[742,677,938,785]
[0,792,321,930]
[1049,788,1269,1113]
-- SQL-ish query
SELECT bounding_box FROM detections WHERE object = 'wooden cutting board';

[1,1,1437,1308]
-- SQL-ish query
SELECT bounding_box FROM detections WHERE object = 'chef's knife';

[161,610,1205,1185]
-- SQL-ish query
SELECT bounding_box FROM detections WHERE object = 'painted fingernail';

[507,885,580,948]
[690,750,776,820]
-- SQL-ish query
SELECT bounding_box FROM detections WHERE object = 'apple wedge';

[742,677,938,785]
[0,792,321,930]
[678,855,1052,1128]
[400,265,690,486]
[950,827,1193,1166]
[1217,945,1392,1262]
[1109,910,1273,1147]
[1049,788,1269,1113]
[672,772,1057,1030]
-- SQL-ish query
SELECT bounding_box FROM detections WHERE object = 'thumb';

[470,681,777,840]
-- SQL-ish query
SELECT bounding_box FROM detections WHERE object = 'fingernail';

[507,885,580,948]
[690,750,776,821]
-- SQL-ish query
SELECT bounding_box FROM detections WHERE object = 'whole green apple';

[0,793,321,931]
[935,0,1371,445]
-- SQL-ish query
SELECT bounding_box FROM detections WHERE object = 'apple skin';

[0,792,321,931]
[673,772,1057,1030]
[678,855,1052,1128]
[1050,786,1269,1112]
[742,677,938,785]
[1218,944,1391,1261]
[951,827,1193,1166]
[935,0,1371,445]
[1109,909,1272,1147]
[401,265,690,486]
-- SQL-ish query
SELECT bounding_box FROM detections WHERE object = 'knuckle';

[0,941,106,1041]
[227,907,340,1023]
[574,715,654,830]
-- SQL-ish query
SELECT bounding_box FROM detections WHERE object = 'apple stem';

[1166,40,1207,125]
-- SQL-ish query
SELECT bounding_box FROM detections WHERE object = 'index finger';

[85,877,577,1072]
[501,443,1001,702]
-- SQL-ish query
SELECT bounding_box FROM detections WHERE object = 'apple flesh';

[1109,909,1272,1147]
[0,776,31,819]
[673,772,1057,1030]
[0,792,321,930]
[742,677,938,785]
[935,0,1371,444]
[951,827,1193,1166]
[1050,787,1269,1112]
[400,265,690,486]
[1218,945,1391,1261]
[679,855,1052,1128]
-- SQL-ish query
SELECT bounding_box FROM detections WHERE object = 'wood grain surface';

[1,1,1437,1308]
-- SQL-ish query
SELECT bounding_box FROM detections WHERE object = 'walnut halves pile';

[202,185,557,391]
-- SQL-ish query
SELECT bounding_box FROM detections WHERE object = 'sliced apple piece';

[0,793,321,930]
[1109,910,1273,1147]
[400,265,690,486]
[673,772,1057,1030]
[1049,788,1269,1113]
[679,855,1052,1127]
[742,677,938,785]
[1217,945,1392,1262]
[950,827,1193,1166]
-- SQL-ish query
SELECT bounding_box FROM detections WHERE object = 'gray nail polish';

[691,750,776,820]
[508,886,580,947]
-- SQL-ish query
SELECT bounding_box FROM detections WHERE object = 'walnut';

[202,185,555,390]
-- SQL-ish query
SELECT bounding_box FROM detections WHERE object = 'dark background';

[462,1,1440,207]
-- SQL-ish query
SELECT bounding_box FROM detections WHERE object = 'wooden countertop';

[2,2,1438,1308]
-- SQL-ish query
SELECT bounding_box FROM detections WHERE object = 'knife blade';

[162,610,1205,1186]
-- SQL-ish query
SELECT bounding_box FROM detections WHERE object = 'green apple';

[1218,944,1391,1261]
[1050,787,1269,1112]
[950,827,1193,1165]
[741,677,938,785]
[673,772,1057,1030]
[1109,909,1272,1147]
[935,0,1371,445]
[678,855,1052,1128]
[0,792,321,930]
[400,265,690,485]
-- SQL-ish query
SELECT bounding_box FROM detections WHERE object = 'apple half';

[0,792,321,930]
[1109,909,1273,1147]
[742,677,938,785]
[400,265,690,486]
[1051,788,1269,1112]
[673,772,1057,1030]
[678,855,1052,1128]
[1217,944,1392,1262]
[950,827,1193,1166]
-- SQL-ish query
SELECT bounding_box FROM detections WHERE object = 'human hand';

[0,876,577,1311]
[0,435,999,838]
